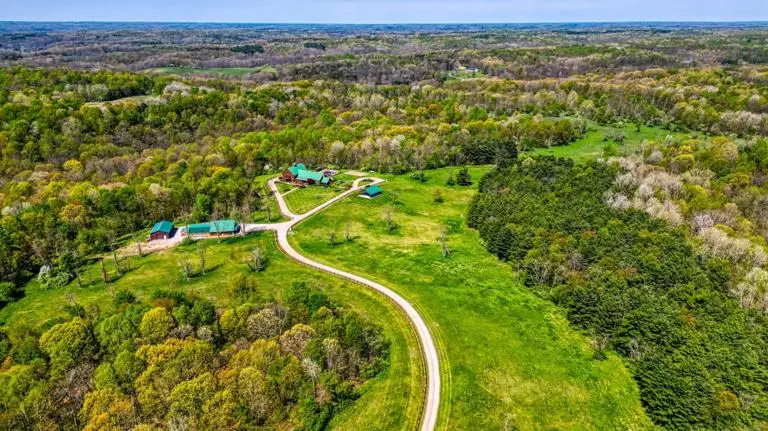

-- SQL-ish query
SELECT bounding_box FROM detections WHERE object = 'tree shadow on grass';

[200,263,224,275]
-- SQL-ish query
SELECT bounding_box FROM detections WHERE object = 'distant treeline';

[3,23,768,82]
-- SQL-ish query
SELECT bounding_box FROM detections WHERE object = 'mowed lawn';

[289,167,654,430]
[1,234,423,431]
[284,183,349,214]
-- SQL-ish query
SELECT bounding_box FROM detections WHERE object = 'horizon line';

[2,19,768,25]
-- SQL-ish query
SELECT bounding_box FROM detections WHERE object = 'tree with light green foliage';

[170,372,217,425]
[139,307,175,343]
[39,317,96,376]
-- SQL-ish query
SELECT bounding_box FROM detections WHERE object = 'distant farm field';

[528,121,701,163]
[143,65,277,77]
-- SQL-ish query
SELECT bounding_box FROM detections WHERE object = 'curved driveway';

[243,177,441,431]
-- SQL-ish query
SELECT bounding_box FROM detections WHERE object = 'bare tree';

[345,221,352,242]
[70,261,84,287]
[213,220,223,241]
[52,363,95,427]
[237,203,251,237]
[123,257,132,272]
[136,240,143,258]
[111,246,122,276]
[328,231,336,246]
[65,291,75,306]
[384,208,395,233]
[247,247,268,272]
[390,192,399,206]
[439,227,451,258]
[178,256,193,280]
[100,259,109,283]
[503,414,516,431]
[198,245,207,275]
[302,358,321,397]
[247,306,285,339]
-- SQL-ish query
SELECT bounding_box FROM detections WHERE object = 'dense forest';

[0,281,388,429]
[469,157,768,428]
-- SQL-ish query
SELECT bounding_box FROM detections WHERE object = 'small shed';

[150,220,174,241]
[363,184,383,198]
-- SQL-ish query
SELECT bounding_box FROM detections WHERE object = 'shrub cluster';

[0,282,388,429]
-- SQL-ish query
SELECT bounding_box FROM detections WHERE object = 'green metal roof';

[151,220,174,234]
[185,223,211,234]
[288,163,307,176]
[209,219,238,233]
[183,220,239,235]
[296,170,325,182]
[364,185,382,196]
[320,176,331,184]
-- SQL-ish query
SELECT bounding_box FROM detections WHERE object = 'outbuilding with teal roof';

[363,184,383,197]
[149,220,175,241]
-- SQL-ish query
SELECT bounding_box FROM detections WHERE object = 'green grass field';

[289,167,653,430]
[1,234,422,431]
[275,181,296,194]
[284,184,349,214]
[529,122,698,163]
[143,65,278,78]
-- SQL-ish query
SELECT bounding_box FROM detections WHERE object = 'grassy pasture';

[529,122,699,163]
[284,184,349,214]
[289,166,653,430]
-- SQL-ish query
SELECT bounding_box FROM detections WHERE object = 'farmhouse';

[282,162,333,186]
[149,220,174,241]
[281,163,307,182]
[182,220,240,237]
[362,184,383,198]
[297,170,331,185]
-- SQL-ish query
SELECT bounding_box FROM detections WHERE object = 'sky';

[2,0,768,23]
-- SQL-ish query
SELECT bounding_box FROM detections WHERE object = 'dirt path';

[265,177,440,431]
